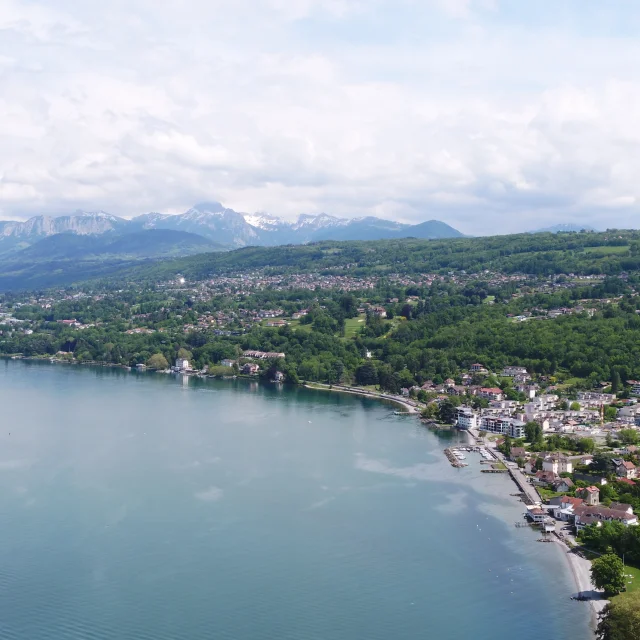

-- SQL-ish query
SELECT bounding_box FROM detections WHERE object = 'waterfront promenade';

[304,383,421,414]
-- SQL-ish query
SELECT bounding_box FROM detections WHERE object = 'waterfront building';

[479,415,525,438]
[456,408,478,430]
[175,357,190,370]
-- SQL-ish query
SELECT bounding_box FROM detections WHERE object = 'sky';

[1,0,640,235]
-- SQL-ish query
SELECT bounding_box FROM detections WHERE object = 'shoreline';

[5,357,423,415]
[302,382,421,414]
[554,537,607,632]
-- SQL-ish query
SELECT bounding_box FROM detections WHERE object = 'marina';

[443,446,496,469]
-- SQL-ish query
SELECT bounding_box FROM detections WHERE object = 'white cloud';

[1,1,640,233]
[195,486,224,502]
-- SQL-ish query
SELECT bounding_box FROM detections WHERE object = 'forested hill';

[120,229,640,284]
[1,228,640,291]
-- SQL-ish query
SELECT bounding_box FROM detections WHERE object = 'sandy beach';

[554,538,607,631]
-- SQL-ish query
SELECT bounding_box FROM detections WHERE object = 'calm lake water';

[0,360,592,640]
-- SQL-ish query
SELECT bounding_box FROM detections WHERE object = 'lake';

[0,360,592,639]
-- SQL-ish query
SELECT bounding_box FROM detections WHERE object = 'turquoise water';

[0,360,592,639]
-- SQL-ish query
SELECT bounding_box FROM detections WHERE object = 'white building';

[479,415,525,438]
[542,454,573,475]
[456,408,478,430]
[175,357,190,370]
[501,366,529,377]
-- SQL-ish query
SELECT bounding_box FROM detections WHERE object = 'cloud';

[194,486,224,502]
[1,1,640,233]
[0,459,32,470]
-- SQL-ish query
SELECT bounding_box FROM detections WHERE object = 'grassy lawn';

[538,488,566,501]
[556,377,587,388]
[583,245,629,254]
[344,315,366,339]
[622,564,640,594]
[483,295,496,304]
[580,549,640,594]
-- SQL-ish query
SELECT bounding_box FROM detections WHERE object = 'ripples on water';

[0,361,591,640]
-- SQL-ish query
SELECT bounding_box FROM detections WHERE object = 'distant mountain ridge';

[0,202,463,251]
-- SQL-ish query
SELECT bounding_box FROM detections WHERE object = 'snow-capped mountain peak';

[292,213,347,230]
[73,210,124,222]
[242,212,285,230]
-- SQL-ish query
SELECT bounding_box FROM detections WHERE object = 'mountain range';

[0,202,463,257]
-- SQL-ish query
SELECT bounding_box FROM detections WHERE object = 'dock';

[444,448,468,468]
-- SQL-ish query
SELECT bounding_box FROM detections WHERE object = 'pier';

[444,448,468,468]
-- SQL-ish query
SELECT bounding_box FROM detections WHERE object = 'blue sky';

[0,0,639,235]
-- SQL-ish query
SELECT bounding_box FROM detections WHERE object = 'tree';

[611,369,622,395]
[525,421,543,444]
[619,429,639,445]
[570,401,581,411]
[605,406,618,422]
[177,347,192,361]
[577,437,596,454]
[591,553,626,595]
[146,353,169,370]
[421,403,438,420]
[438,399,458,424]
[355,361,378,386]
[596,590,640,640]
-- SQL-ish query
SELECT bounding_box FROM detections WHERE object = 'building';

[615,459,638,479]
[456,408,478,430]
[533,470,558,486]
[552,496,585,522]
[479,415,525,438]
[243,350,286,360]
[274,371,285,382]
[175,357,190,370]
[509,447,526,462]
[542,454,573,475]
[469,363,488,373]
[265,319,287,327]
[577,391,616,406]
[609,502,634,515]
[242,363,260,375]
[501,366,529,378]
[574,505,638,532]
[527,507,548,523]
[553,478,575,493]
[478,387,504,402]
[577,486,600,506]
[220,359,237,367]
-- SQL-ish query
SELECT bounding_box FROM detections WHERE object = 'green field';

[583,245,629,254]
[622,564,640,594]
[344,315,366,338]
